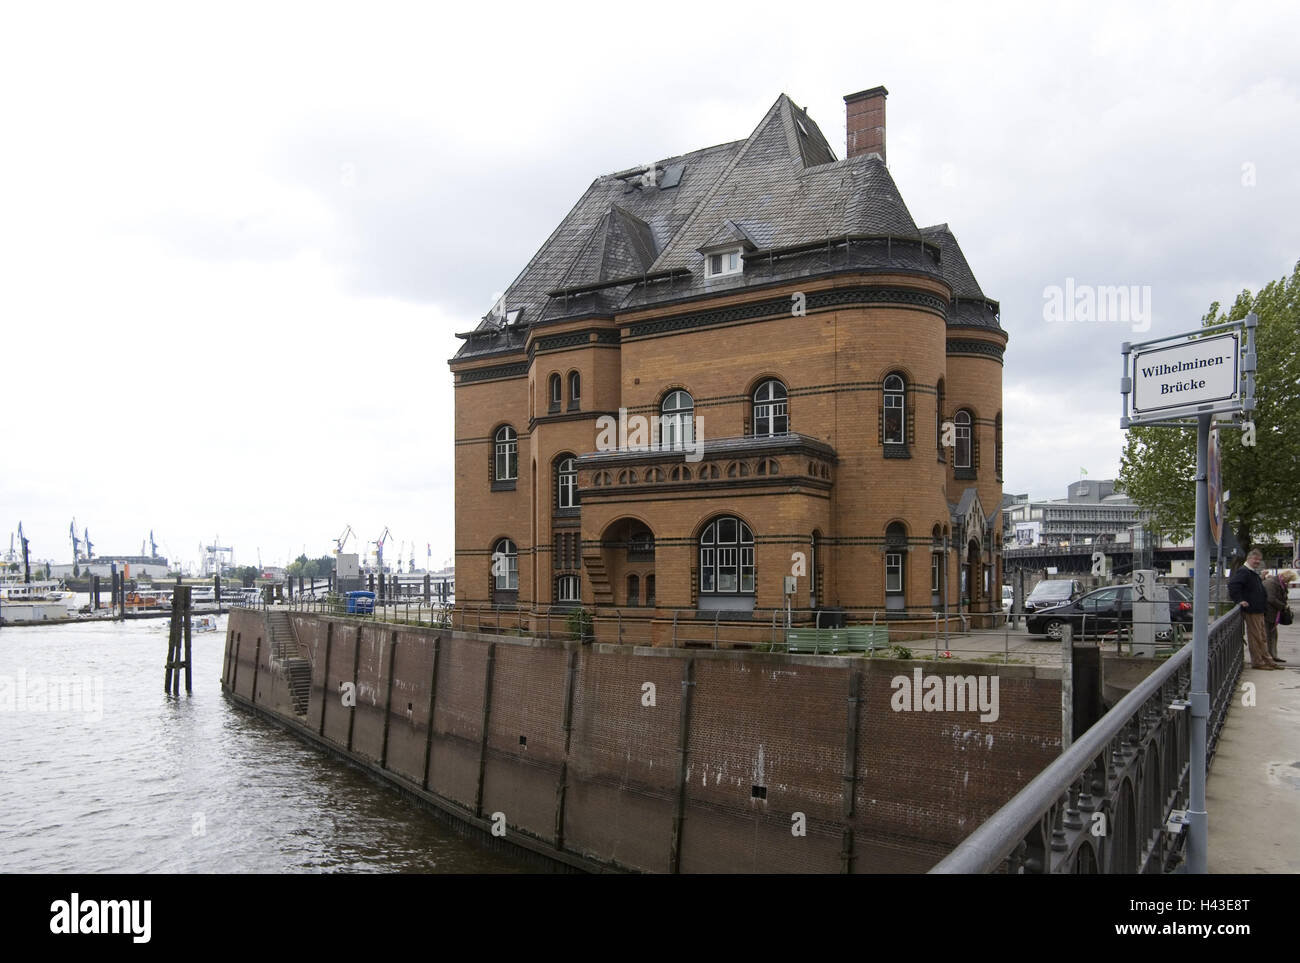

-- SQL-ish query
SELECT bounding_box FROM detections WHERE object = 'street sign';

[1131,332,1239,419]
[1208,428,1223,545]
[1118,313,1258,876]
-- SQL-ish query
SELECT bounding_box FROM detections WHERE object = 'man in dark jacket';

[1229,549,1280,669]
[1263,569,1295,663]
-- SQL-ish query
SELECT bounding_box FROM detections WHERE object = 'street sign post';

[1119,313,1257,876]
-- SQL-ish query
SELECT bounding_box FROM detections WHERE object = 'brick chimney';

[844,86,888,162]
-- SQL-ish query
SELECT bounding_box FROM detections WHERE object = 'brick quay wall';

[222,607,1061,872]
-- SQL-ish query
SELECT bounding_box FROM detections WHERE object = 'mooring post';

[214,573,222,612]
[182,585,192,694]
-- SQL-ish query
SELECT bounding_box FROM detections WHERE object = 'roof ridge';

[644,94,791,275]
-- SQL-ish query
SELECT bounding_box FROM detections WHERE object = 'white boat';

[0,577,80,615]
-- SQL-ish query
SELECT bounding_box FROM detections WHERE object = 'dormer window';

[706,249,743,278]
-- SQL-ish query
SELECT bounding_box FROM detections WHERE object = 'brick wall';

[226,609,1059,873]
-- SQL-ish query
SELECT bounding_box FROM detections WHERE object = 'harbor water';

[0,615,525,873]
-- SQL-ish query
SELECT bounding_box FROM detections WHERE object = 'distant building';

[54,555,172,579]
[1003,480,1145,550]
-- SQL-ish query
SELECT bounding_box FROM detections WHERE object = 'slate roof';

[455,93,1001,361]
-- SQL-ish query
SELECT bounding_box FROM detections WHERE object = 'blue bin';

[346,591,375,614]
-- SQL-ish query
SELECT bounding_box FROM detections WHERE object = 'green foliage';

[231,565,261,587]
[286,554,334,579]
[888,644,913,659]
[1119,261,1300,553]
[566,607,594,642]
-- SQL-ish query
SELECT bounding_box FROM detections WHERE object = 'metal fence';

[929,606,1243,873]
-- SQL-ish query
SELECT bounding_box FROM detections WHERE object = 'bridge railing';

[930,607,1243,874]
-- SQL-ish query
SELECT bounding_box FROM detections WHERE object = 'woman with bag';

[1263,569,1296,663]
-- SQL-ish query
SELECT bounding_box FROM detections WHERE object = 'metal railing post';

[713,610,720,649]
[672,610,678,647]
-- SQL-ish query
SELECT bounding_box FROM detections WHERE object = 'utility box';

[346,591,375,614]
[1130,570,1170,657]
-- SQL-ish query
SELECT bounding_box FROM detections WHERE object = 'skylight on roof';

[660,163,684,189]
[796,119,809,137]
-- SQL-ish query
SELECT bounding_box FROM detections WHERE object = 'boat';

[0,577,80,616]
[162,613,220,633]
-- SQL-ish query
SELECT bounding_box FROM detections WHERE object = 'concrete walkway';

[1207,621,1300,873]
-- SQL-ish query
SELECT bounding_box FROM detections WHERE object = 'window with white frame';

[699,516,755,595]
[494,426,518,481]
[705,248,743,278]
[661,390,695,448]
[556,456,577,510]
[493,538,518,591]
[753,380,788,436]
[556,574,580,603]
[547,374,561,412]
[954,410,972,469]
[568,371,581,409]
[883,374,906,445]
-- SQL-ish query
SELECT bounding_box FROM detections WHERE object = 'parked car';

[1027,584,1193,640]
[1001,585,1013,612]
[1023,579,1085,614]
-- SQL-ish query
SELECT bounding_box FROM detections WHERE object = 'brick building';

[450,87,1007,634]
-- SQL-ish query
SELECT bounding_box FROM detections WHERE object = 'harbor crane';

[373,527,393,574]
[333,524,355,555]
[84,527,93,560]
[70,520,81,563]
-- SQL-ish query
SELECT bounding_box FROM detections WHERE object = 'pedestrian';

[1263,568,1296,663]
[1229,549,1281,669]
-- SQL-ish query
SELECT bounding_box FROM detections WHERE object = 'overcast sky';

[3,1,1297,572]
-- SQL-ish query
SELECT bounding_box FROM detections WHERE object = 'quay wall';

[222,608,1062,872]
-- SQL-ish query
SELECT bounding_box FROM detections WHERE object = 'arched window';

[883,374,905,446]
[556,456,577,510]
[645,574,656,607]
[885,522,907,608]
[661,390,694,448]
[670,465,691,481]
[753,380,788,436]
[494,426,518,481]
[568,371,581,409]
[699,516,755,595]
[954,410,972,469]
[547,374,561,412]
[492,538,518,592]
[627,574,640,607]
[556,574,580,603]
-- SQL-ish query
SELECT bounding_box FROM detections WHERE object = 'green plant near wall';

[566,607,594,642]
[888,644,913,660]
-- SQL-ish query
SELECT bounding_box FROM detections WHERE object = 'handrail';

[931,607,1241,874]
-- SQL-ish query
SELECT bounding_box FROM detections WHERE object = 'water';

[0,616,525,873]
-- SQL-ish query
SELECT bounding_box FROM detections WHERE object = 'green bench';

[784,626,889,654]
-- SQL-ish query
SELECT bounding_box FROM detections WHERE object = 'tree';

[1119,261,1300,556]
[232,565,261,587]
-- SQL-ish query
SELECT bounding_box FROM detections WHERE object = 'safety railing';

[930,607,1243,874]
